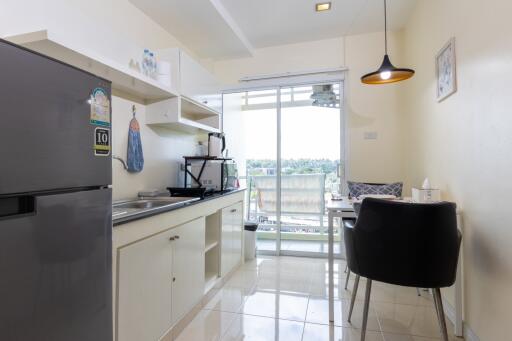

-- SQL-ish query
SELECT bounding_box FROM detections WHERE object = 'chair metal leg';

[344,264,348,273]
[433,288,449,341]
[360,279,372,341]
[416,287,421,296]
[344,269,351,289]
[433,289,439,315]
[348,274,360,322]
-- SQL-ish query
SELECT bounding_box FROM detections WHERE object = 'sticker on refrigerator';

[94,127,110,156]
[89,88,111,127]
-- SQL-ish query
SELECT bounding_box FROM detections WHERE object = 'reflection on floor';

[176,256,463,341]
[257,240,342,254]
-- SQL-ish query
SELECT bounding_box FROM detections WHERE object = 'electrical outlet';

[364,131,378,140]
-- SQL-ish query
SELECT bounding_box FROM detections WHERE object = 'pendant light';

[361,0,414,84]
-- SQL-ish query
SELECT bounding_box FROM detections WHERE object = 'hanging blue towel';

[127,106,144,173]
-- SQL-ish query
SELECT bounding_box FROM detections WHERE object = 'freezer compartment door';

[0,40,112,195]
[0,188,112,341]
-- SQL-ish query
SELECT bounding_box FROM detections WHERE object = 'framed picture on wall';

[436,37,457,102]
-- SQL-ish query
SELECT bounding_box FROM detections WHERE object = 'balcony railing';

[246,174,342,254]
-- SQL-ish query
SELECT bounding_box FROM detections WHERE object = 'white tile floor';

[176,256,463,341]
[257,239,342,254]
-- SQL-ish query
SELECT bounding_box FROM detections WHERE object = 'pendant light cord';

[384,0,388,55]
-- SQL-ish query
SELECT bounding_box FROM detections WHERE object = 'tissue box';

[412,188,441,203]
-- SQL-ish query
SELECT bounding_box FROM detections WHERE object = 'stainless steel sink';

[112,197,200,220]
[114,200,177,210]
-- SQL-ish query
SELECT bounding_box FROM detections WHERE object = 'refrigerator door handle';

[0,196,36,220]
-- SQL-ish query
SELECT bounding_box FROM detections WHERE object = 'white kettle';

[208,132,225,158]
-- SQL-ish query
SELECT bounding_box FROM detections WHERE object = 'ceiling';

[130,0,418,60]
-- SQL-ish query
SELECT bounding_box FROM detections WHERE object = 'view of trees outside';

[247,158,340,190]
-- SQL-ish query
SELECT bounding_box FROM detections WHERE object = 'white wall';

[111,97,197,200]
[402,0,512,339]
[344,32,405,184]
[214,33,406,185]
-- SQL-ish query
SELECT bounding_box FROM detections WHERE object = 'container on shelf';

[195,142,207,157]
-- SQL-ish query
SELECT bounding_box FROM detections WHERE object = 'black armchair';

[342,181,403,289]
[344,198,462,341]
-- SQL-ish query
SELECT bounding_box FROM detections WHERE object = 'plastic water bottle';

[142,49,150,76]
[153,53,158,77]
[149,52,156,77]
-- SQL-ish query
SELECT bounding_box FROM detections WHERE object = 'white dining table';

[326,197,463,337]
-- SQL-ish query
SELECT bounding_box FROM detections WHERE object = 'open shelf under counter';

[204,211,221,293]
[205,240,219,253]
[204,271,219,294]
[5,30,179,103]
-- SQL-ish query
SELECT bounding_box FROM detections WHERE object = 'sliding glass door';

[223,82,343,257]
[279,84,342,255]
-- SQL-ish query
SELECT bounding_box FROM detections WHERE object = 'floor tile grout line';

[300,294,312,341]
[215,309,242,340]
[317,295,437,309]
[235,311,308,324]
[300,320,307,341]
[380,328,453,340]
[373,294,386,337]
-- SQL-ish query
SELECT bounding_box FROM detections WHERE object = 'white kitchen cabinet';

[179,51,222,113]
[113,190,246,341]
[158,48,222,114]
[117,217,206,341]
[145,48,222,133]
[221,201,244,276]
[117,229,174,341]
[220,207,232,277]
[145,96,220,133]
[171,217,205,324]
[231,202,244,268]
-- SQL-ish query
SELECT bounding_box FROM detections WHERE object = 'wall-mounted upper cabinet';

[143,48,222,133]
[5,30,179,103]
[159,48,223,114]
[179,51,222,113]
[145,96,220,134]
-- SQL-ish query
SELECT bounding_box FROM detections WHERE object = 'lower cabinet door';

[221,201,244,276]
[230,201,244,268]
[117,230,174,341]
[172,217,206,324]
[220,206,233,277]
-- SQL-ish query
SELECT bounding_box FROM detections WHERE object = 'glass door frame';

[223,79,347,258]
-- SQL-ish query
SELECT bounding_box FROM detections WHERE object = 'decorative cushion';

[347,181,403,198]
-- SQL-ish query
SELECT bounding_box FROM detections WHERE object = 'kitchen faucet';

[113,155,128,170]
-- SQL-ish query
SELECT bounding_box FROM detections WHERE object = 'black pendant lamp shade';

[361,54,414,84]
[361,0,414,84]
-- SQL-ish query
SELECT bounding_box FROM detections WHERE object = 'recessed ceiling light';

[315,2,331,12]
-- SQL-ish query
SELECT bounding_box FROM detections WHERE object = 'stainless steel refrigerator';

[0,40,113,341]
